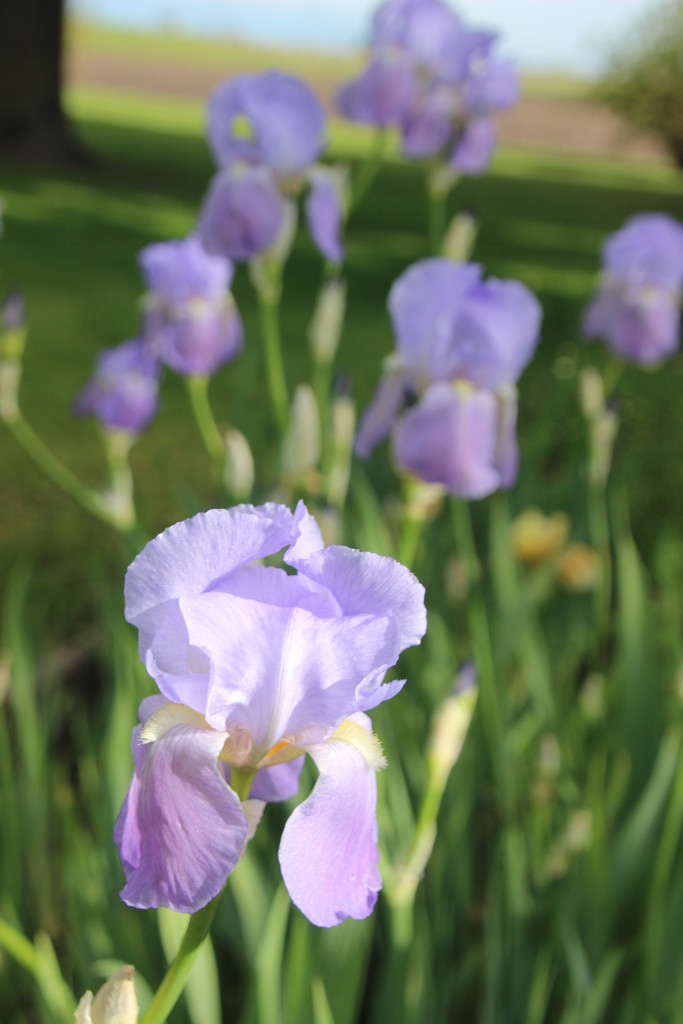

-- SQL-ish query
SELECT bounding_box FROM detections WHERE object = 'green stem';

[349,129,386,215]
[397,514,422,570]
[185,375,225,479]
[427,187,447,256]
[4,412,130,532]
[141,769,254,1024]
[140,897,221,1024]
[451,500,510,809]
[258,291,290,435]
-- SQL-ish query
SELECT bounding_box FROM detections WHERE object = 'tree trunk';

[0,0,86,163]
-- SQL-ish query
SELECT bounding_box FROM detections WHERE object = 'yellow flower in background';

[511,507,570,565]
[557,544,601,592]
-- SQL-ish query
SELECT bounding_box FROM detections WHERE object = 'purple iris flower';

[139,236,243,378]
[583,213,683,364]
[356,259,540,496]
[115,501,426,926]
[75,339,160,436]
[201,73,344,265]
[207,71,326,180]
[338,1,517,176]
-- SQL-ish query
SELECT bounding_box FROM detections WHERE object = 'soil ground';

[66,35,670,166]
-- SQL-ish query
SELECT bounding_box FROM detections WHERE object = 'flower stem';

[397,514,422,570]
[451,500,510,809]
[139,896,221,1024]
[185,375,225,479]
[427,188,447,257]
[3,411,132,532]
[349,129,386,215]
[258,291,290,436]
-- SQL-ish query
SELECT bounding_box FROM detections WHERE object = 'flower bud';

[442,211,478,263]
[222,426,255,500]
[308,278,347,365]
[281,384,321,486]
[326,391,355,508]
[426,664,478,793]
[579,366,604,421]
[589,408,618,486]
[75,965,138,1024]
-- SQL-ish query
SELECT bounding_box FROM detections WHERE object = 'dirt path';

[67,45,670,165]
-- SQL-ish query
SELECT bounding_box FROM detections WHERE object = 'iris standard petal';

[124,504,298,624]
[74,338,161,436]
[305,169,345,264]
[388,259,482,380]
[393,381,501,499]
[114,699,248,913]
[451,276,542,389]
[181,591,399,751]
[138,236,233,305]
[198,166,284,263]
[602,213,683,291]
[241,71,327,177]
[278,713,383,927]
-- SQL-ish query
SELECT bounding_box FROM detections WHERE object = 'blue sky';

[71,0,661,74]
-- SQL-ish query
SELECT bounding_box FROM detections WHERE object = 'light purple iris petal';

[462,56,518,114]
[450,117,497,175]
[583,288,680,365]
[337,58,417,127]
[388,259,482,380]
[157,303,244,377]
[114,697,247,913]
[249,756,305,802]
[207,72,326,177]
[305,170,344,264]
[75,338,160,435]
[601,213,683,291]
[372,0,464,80]
[393,382,501,499]
[198,166,284,263]
[278,714,382,927]
[125,504,299,624]
[452,277,542,389]
[355,369,410,458]
[294,544,427,653]
[138,236,233,304]
[180,591,399,747]
[401,89,454,159]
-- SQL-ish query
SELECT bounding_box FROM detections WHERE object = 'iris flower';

[198,71,346,265]
[139,236,243,378]
[75,339,160,436]
[355,259,540,498]
[115,501,426,927]
[583,213,683,365]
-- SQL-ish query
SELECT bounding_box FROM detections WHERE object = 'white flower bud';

[223,426,255,501]
[308,279,347,365]
[442,211,478,263]
[281,384,321,481]
[75,966,138,1024]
